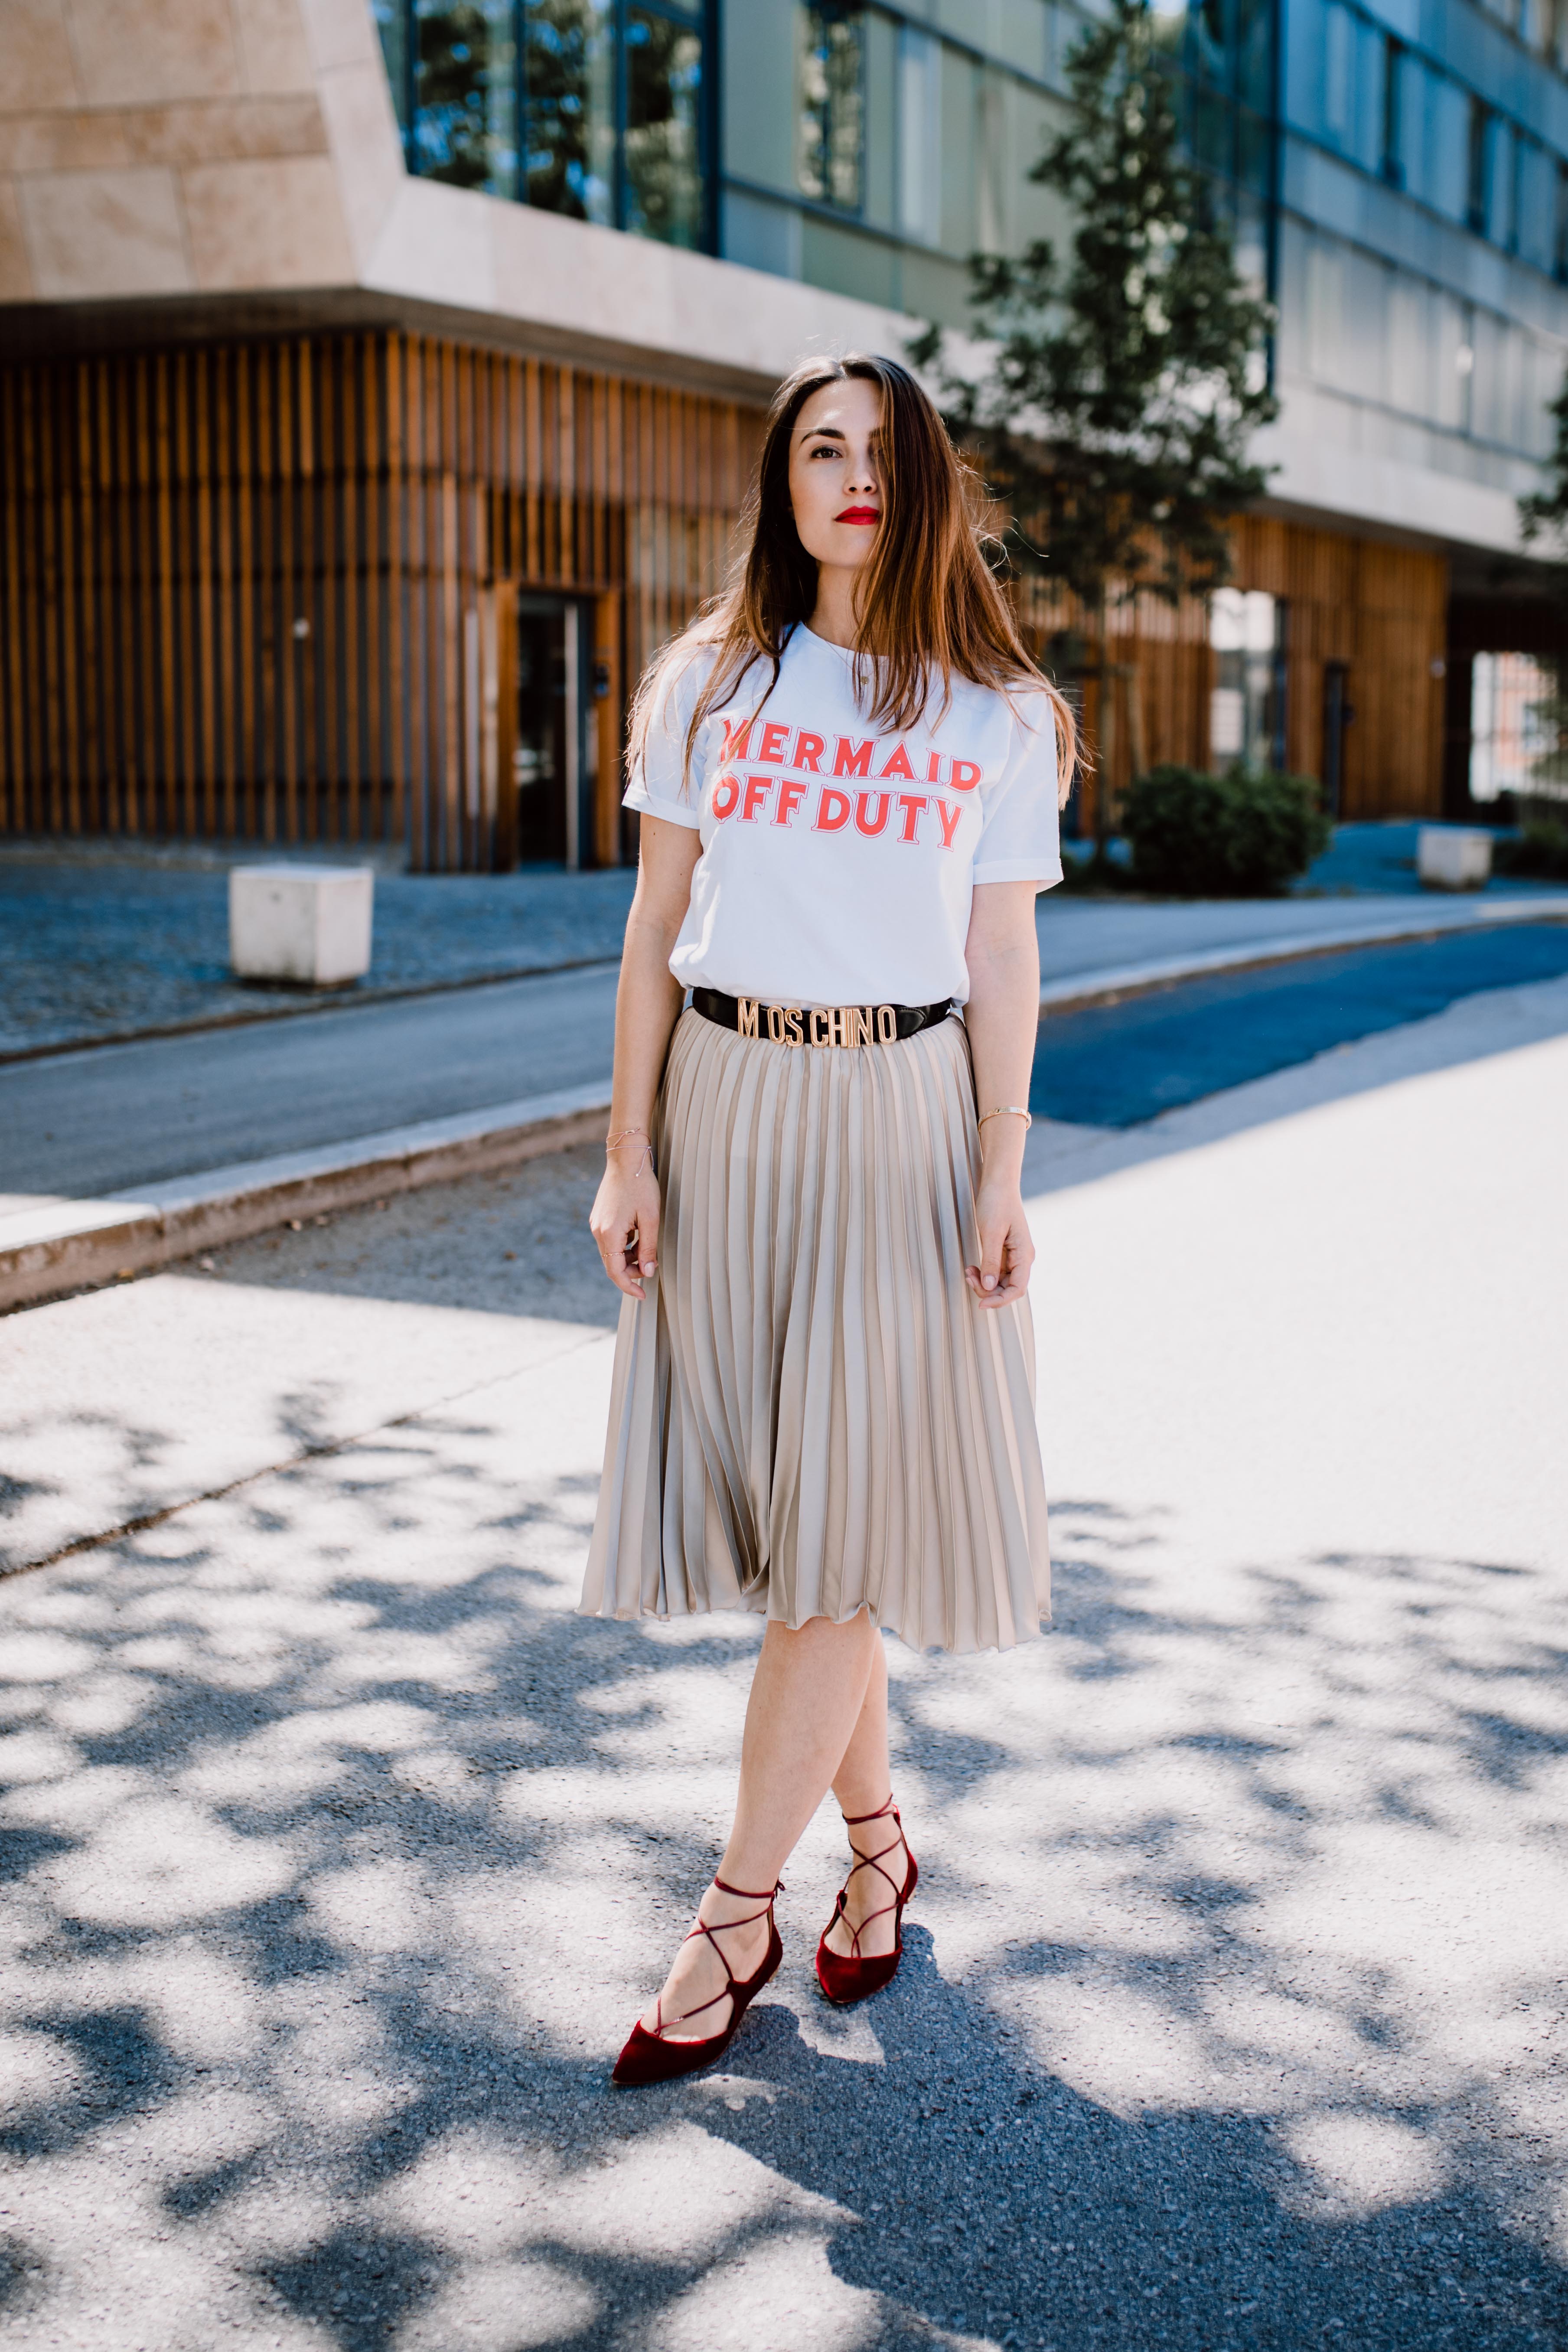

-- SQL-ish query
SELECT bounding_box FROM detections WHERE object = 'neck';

[808,564,861,649]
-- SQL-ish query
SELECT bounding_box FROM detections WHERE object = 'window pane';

[798,6,865,212]
[1210,589,1283,771]
[1471,652,1558,801]
[1191,85,1233,178]
[523,0,614,225]
[372,0,411,140]
[1194,0,1229,85]
[1233,0,1271,108]
[413,0,518,196]
[1426,73,1470,224]
[898,25,939,243]
[1517,138,1554,273]
[624,8,704,249]
[1387,272,1430,418]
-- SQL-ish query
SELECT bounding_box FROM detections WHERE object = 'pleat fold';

[579,1009,1051,1654]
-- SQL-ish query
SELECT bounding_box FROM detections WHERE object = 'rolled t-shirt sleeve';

[622,647,714,830]
[971,688,1063,886]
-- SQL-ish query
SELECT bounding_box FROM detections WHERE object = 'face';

[787,375,884,574]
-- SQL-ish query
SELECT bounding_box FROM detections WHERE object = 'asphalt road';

[0,962,622,1199]
[0,965,1565,2350]
[7,918,1568,1207]
[1031,920,1568,1126]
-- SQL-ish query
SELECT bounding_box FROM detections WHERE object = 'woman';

[581,352,1074,2088]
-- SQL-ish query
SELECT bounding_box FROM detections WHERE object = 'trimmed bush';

[1122,763,1331,897]
[1494,817,1568,881]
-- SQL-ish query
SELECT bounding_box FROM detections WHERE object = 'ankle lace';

[651,1875,782,2041]
[834,1796,907,1960]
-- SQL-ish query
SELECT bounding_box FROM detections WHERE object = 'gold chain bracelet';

[978,1106,1033,1130]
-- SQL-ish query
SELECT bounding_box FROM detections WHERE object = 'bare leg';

[639,1611,879,2037]
[822,1630,910,1961]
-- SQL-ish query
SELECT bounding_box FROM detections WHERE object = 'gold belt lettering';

[750,999,903,1045]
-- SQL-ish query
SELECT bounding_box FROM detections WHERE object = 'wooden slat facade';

[1022,513,1449,835]
[0,330,763,870]
[1,328,1447,863]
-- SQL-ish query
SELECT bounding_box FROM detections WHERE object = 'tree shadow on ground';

[1,1420,1565,2351]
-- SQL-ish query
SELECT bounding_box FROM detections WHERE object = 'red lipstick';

[835,506,880,524]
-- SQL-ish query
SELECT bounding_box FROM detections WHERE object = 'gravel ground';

[0,976,1565,2350]
[0,845,637,1058]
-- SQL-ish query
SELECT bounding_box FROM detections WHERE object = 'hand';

[964,1172,1034,1309]
[589,1150,662,1302]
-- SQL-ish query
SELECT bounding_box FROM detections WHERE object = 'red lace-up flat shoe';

[815,1795,918,2007]
[612,1876,783,2088]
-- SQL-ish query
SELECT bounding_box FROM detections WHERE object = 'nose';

[843,447,879,496]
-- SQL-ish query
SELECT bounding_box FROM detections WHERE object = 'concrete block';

[229,863,372,985]
[1418,827,1492,891]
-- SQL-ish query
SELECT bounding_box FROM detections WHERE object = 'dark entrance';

[514,595,596,867]
[1321,662,1353,818]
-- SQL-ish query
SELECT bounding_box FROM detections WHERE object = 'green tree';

[911,0,1278,815]
[1518,375,1568,563]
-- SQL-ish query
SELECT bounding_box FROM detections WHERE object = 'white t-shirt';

[624,623,1062,1008]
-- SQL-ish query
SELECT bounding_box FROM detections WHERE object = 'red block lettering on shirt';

[879,742,916,780]
[758,721,790,763]
[741,775,771,822]
[814,786,851,831]
[720,718,753,763]
[854,791,890,837]
[896,793,928,843]
[793,730,825,773]
[926,752,942,784]
[774,779,807,826]
[936,796,962,849]
[833,737,875,777]
[711,772,741,821]
[949,760,982,792]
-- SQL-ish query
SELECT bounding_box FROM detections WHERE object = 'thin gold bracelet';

[978,1106,1032,1130]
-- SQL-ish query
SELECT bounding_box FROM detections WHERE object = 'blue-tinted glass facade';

[373,0,715,249]
[1276,0,1568,468]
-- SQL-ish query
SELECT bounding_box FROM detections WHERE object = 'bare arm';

[588,815,702,1302]
[961,879,1043,1309]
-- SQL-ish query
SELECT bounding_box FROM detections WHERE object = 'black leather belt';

[691,987,954,1048]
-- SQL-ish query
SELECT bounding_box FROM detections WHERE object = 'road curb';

[0,1082,612,1314]
[1036,897,1568,1014]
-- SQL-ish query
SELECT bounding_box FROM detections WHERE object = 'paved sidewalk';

[1,974,1565,2349]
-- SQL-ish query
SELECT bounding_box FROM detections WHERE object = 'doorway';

[1321,662,1353,818]
[514,596,595,867]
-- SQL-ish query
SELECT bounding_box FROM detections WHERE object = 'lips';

[835,506,881,525]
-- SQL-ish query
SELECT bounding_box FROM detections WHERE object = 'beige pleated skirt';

[579,1006,1051,1653]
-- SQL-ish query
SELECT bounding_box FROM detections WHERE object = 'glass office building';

[371,0,1564,491]
[368,0,1568,822]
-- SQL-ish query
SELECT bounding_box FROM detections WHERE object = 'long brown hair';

[629,352,1079,808]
